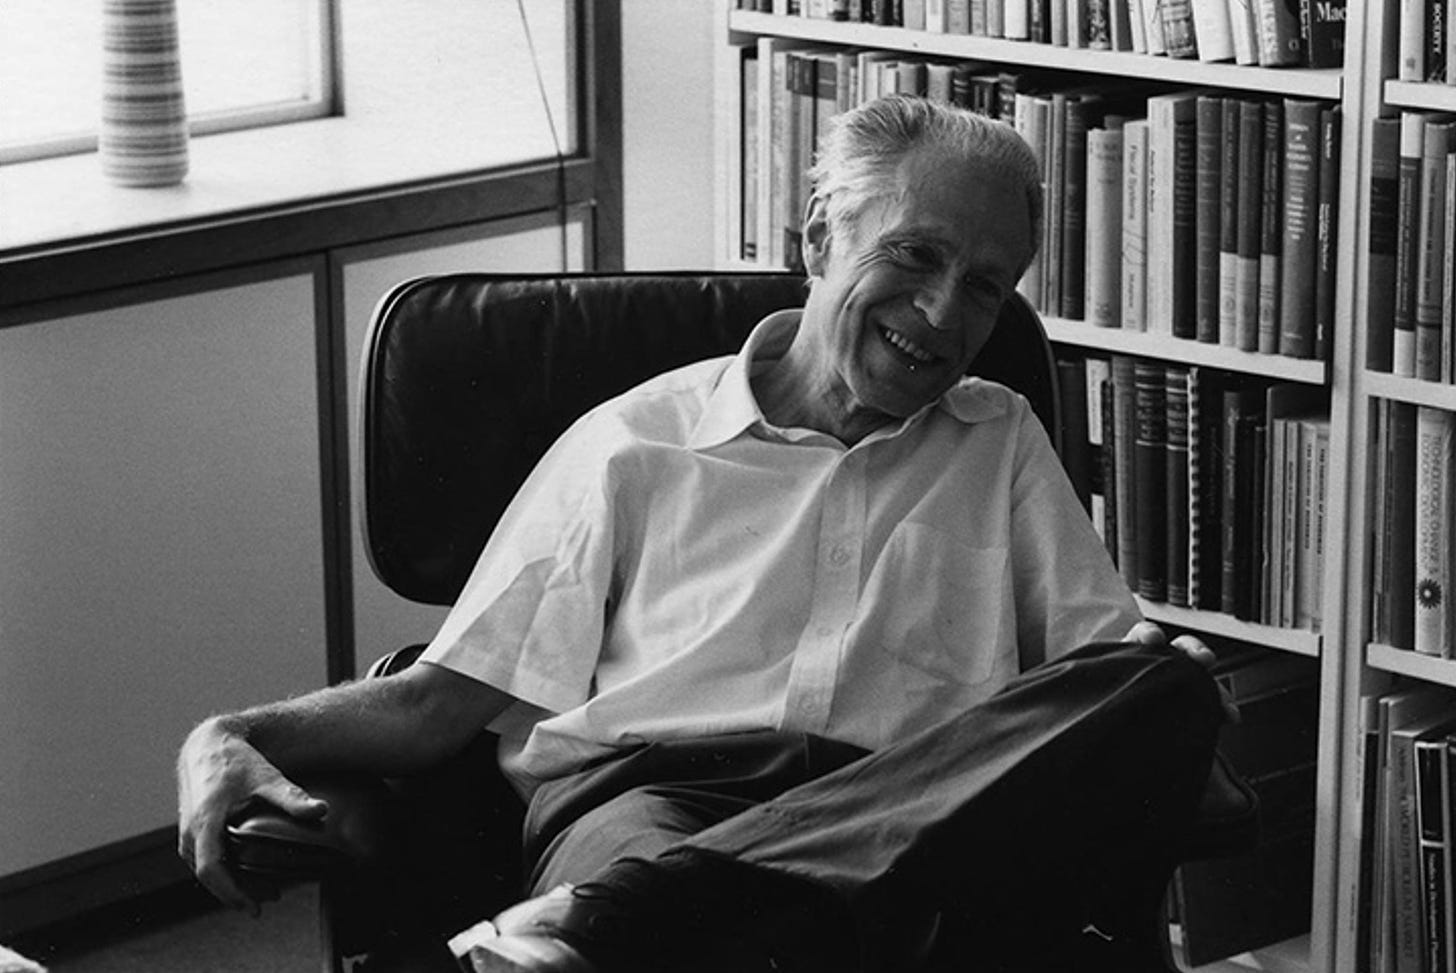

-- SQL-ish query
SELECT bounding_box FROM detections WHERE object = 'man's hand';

[176,717,328,915]
[1124,620,1240,724]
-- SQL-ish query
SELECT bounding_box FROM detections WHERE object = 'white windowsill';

[0,111,564,255]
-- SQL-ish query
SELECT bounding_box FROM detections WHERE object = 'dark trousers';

[522,640,1224,971]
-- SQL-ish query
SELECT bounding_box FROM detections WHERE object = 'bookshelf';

[710,0,1424,970]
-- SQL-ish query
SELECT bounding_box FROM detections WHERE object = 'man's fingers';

[193,825,259,916]
[1170,633,1217,669]
[1124,620,1167,646]
[260,778,328,821]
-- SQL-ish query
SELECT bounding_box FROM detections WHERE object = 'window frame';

[0,0,339,167]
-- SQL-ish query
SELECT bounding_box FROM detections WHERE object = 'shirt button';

[829,545,851,566]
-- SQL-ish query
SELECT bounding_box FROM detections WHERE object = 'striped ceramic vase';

[100,0,189,187]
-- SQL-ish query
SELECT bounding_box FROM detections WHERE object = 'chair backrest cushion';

[360,272,1057,605]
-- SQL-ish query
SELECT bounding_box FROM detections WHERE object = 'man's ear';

[802,194,832,277]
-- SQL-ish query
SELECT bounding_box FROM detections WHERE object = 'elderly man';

[178,96,1232,973]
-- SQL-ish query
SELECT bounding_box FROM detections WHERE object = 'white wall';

[619,2,718,270]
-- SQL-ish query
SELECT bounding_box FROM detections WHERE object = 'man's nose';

[915,278,963,332]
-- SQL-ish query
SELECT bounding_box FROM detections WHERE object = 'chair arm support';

[225,774,396,880]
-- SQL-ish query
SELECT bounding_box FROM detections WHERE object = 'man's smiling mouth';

[880,326,938,365]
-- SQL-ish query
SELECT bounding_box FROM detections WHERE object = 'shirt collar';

[687,309,1009,451]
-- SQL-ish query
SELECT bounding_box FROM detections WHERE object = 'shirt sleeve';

[1006,398,1141,670]
[419,411,620,715]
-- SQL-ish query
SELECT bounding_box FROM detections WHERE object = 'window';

[0,0,334,164]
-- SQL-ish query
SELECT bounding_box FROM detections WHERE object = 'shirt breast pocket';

[857,522,1014,688]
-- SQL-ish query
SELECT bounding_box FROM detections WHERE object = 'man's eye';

[892,243,937,267]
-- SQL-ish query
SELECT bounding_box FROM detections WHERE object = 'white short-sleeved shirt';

[421,310,1140,796]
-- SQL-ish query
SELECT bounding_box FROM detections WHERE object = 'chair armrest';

[225,775,395,879]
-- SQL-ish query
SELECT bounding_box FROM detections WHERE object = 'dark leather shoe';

[448,885,602,973]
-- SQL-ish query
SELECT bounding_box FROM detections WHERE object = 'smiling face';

[775,145,1034,441]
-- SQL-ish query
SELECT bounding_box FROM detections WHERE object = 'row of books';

[1372,401,1456,659]
[1058,353,1330,629]
[1368,112,1456,382]
[1021,87,1339,361]
[735,0,1345,67]
[1354,684,1456,973]
[737,49,1340,360]
[1399,0,1456,83]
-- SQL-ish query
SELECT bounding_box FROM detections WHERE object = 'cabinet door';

[338,213,588,675]
[0,270,327,875]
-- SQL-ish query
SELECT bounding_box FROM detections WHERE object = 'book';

[1015,92,1051,310]
[1279,98,1324,360]
[1396,111,1429,377]
[1415,406,1454,657]
[1370,116,1403,372]
[1264,384,1324,627]
[1314,106,1341,362]
[1431,0,1449,82]
[1135,361,1171,603]
[1086,357,1114,543]
[1446,150,1456,381]
[741,49,760,263]
[1159,0,1200,56]
[1389,401,1421,650]
[1413,727,1452,973]
[1401,0,1428,80]
[1058,356,1095,513]
[1187,366,1206,606]
[1193,367,1226,609]
[1086,124,1125,327]
[1096,360,1120,557]
[1086,0,1114,46]
[1122,117,1150,332]
[1166,365,1191,606]
[1258,98,1285,355]
[1416,117,1454,381]
[1227,0,1261,62]
[1109,0,1138,48]
[1191,0,1237,59]
[1196,95,1225,344]
[1112,354,1141,589]
[1236,98,1265,352]
[1060,92,1096,319]
[1219,97,1244,346]
[1253,0,1303,64]
[1297,415,1329,630]
[1141,0,1170,53]
[1222,384,1265,617]
[1301,0,1346,67]
[1146,91,1202,338]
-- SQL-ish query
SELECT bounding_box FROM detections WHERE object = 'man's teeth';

[882,327,935,363]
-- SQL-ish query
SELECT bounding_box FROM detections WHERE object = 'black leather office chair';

[224,272,1244,971]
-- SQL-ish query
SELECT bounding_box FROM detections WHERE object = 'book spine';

[1374,399,1394,643]
[1191,0,1237,59]
[986,0,1005,34]
[1236,99,1265,352]
[1159,0,1200,56]
[1142,0,1169,52]
[1060,96,1091,319]
[1122,118,1150,331]
[1087,0,1114,46]
[1005,0,1031,38]
[1135,360,1169,601]
[1416,119,1452,381]
[1087,357,1113,543]
[1414,406,1453,657]
[1390,402,1420,650]
[1086,126,1125,327]
[1166,366,1192,606]
[1314,106,1341,362]
[1113,355,1141,588]
[1402,0,1429,80]
[1279,98,1323,359]
[1196,95,1225,343]
[1301,0,1347,67]
[1296,417,1326,629]
[1099,365,1121,558]
[1259,98,1285,355]
[1110,0,1136,48]
[1396,111,1428,377]
[1188,366,1204,606]
[1253,0,1303,64]
[1058,356,1095,512]
[1227,0,1261,62]
[1045,93,1068,313]
[1413,737,1447,973]
[741,51,759,263]
[1220,97,1244,346]
[1172,96,1199,338]
[1369,117,1403,372]
[1128,0,1150,50]
[1445,151,1456,382]
[1309,419,1330,631]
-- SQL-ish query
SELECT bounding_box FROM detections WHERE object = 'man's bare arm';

[177,662,512,913]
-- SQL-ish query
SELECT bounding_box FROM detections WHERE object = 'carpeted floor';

[13,883,322,973]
